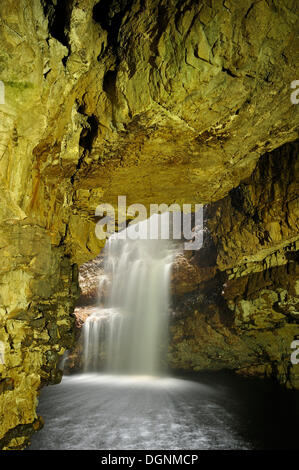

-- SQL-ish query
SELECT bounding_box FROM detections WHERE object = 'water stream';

[29,214,299,450]
[83,214,173,374]
[29,373,298,450]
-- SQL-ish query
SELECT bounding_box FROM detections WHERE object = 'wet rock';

[169,145,299,389]
[0,0,298,447]
[171,253,217,295]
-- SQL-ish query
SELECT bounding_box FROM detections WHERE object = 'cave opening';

[29,206,299,451]
[0,0,298,455]
[67,212,179,376]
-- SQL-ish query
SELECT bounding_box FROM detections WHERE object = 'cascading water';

[83,213,174,375]
[30,215,299,451]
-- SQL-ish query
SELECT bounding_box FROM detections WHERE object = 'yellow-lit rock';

[0,0,298,448]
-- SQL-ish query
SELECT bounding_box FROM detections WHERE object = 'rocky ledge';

[67,140,298,389]
[169,141,298,389]
[0,0,298,449]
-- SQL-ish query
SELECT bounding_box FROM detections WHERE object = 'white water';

[29,372,299,450]
[29,374,250,450]
[83,214,174,375]
[30,215,299,451]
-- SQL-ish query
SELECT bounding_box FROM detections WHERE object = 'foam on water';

[83,213,174,374]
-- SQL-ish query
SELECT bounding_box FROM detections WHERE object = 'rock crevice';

[0,0,298,448]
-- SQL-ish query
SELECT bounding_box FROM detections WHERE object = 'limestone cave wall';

[170,141,298,389]
[0,0,298,449]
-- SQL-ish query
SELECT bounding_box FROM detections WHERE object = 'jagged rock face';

[169,142,299,389]
[68,141,299,388]
[0,225,79,449]
[0,0,298,448]
[1,0,298,262]
[170,261,298,388]
[72,0,299,231]
[171,252,216,295]
[207,142,299,270]
[77,256,106,305]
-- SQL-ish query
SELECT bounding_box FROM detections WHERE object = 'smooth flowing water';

[29,373,299,450]
[83,214,173,374]
[28,214,299,450]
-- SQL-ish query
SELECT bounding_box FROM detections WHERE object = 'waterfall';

[83,213,174,375]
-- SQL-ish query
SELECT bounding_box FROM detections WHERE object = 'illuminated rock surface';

[0,0,298,448]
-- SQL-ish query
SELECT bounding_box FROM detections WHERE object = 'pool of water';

[29,372,299,450]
